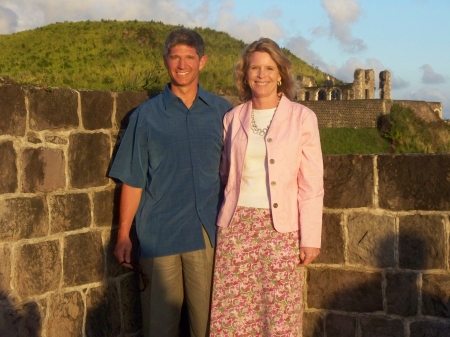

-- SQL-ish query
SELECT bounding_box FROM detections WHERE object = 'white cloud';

[420,64,446,84]
[318,0,366,53]
[0,5,18,34]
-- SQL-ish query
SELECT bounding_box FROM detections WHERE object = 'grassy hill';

[0,20,326,94]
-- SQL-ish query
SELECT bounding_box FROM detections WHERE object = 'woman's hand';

[298,247,320,267]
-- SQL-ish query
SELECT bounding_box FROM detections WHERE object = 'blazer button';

[269,159,275,164]
[273,203,278,208]
[271,181,276,186]
[267,138,272,143]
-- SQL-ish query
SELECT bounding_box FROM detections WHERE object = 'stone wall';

[1,82,450,336]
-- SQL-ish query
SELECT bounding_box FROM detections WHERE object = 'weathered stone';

[115,91,148,129]
[0,197,48,241]
[325,313,356,337]
[386,271,419,316]
[27,132,42,144]
[302,312,324,337]
[0,84,26,136]
[307,268,382,312]
[422,274,450,318]
[63,232,105,286]
[360,316,404,337]
[28,87,79,131]
[68,132,111,188]
[410,321,450,337]
[45,135,68,145]
[347,213,395,267]
[0,246,12,291]
[323,155,373,208]
[50,193,91,233]
[314,213,344,264]
[80,90,113,130]
[21,147,65,193]
[399,215,446,270]
[378,154,450,211]
[15,241,61,296]
[0,141,18,193]
[93,188,119,227]
[47,291,83,337]
[0,295,43,337]
[120,274,142,334]
[85,285,120,337]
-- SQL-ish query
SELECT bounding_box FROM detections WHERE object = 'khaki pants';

[140,228,214,337]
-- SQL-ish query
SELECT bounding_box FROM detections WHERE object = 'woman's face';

[246,51,281,100]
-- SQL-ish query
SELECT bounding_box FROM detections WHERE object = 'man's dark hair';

[163,28,205,59]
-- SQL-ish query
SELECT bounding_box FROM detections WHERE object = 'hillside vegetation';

[0,20,326,94]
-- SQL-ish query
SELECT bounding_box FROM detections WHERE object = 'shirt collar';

[161,83,213,110]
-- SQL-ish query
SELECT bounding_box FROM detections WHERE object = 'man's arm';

[114,183,143,268]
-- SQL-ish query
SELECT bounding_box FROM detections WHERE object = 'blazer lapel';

[267,95,290,133]
[238,100,252,138]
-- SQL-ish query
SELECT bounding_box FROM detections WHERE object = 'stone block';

[119,274,142,334]
[422,274,450,318]
[15,240,61,296]
[378,154,450,211]
[115,91,148,129]
[21,147,65,193]
[0,197,48,241]
[323,155,373,208]
[307,268,383,312]
[0,246,12,291]
[93,188,119,227]
[386,271,418,316]
[68,132,111,188]
[85,284,121,337]
[0,295,43,337]
[314,213,344,264]
[347,213,395,267]
[0,141,18,193]
[63,232,105,286]
[50,193,91,233]
[399,215,446,270]
[28,87,79,131]
[325,313,356,337]
[80,90,113,130]
[410,321,450,337]
[302,312,324,337]
[47,291,83,337]
[45,135,68,145]
[360,316,404,337]
[0,84,26,136]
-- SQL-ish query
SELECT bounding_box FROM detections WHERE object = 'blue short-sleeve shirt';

[109,84,233,258]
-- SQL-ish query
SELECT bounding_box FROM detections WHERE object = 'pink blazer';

[217,95,324,248]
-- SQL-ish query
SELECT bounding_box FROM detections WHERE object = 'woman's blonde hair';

[235,38,299,101]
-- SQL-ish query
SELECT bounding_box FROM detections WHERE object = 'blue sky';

[1,0,449,119]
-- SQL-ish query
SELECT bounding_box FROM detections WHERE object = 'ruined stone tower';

[379,70,391,99]
[353,69,375,99]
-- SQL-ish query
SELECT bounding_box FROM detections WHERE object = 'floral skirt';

[210,206,303,337]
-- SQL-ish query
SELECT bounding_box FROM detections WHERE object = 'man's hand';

[114,233,133,269]
[298,247,320,267]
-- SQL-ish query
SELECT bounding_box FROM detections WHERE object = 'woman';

[210,38,324,336]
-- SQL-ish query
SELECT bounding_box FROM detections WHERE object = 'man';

[109,28,233,337]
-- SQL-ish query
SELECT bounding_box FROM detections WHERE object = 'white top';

[237,108,276,209]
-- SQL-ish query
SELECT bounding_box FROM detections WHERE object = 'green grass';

[320,128,391,154]
[0,20,327,94]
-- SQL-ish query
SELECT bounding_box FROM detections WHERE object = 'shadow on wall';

[0,292,41,337]
[304,230,450,337]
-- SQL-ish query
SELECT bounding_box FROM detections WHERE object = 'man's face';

[164,44,207,89]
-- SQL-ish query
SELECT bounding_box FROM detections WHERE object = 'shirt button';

[269,159,275,164]
[271,181,276,186]
[267,138,272,143]
[273,203,278,208]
